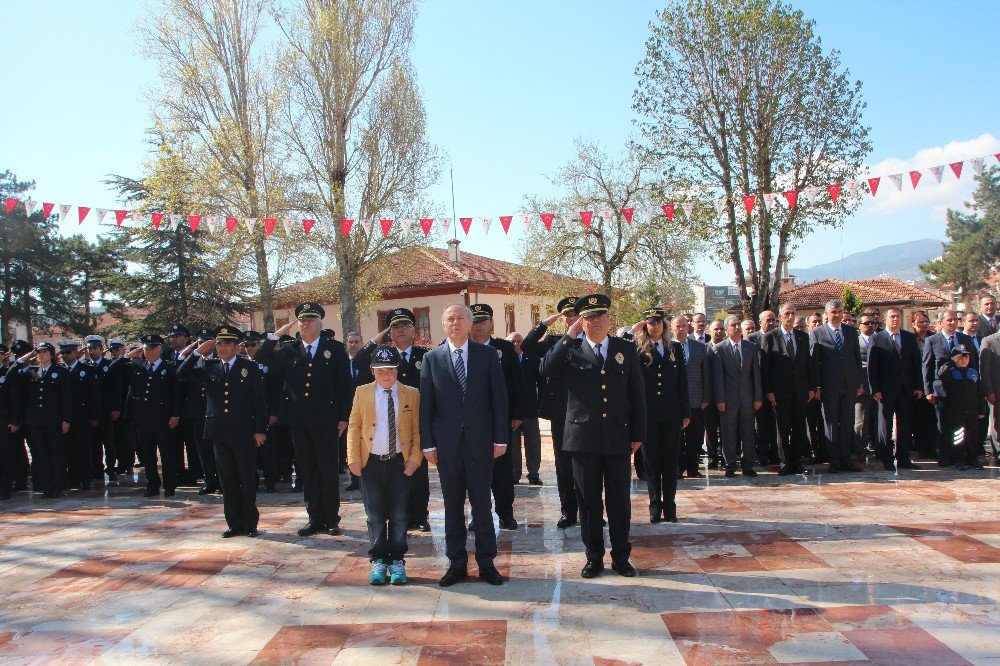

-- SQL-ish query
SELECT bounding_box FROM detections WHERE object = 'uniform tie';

[400,350,407,364]
[594,343,605,368]
[385,389,397,454]
[454,348,467,393]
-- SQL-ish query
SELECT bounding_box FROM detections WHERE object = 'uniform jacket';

[937,362,985,419]
[486,336,525,422]
[522,323,570,421]
[354,341,428,389]
[761,327,814,401]
[122,358,183,425]
[539,334,647,454]
[106,356,131,414]
[867,329,922,400]
[347,382,422,469]
[810,323,864,394]
[6,362,72,427]
[255,335,353,427]
[64,360,101,424]
[638,340,690,423]
[517,350,544,419]
[177,354,267,442]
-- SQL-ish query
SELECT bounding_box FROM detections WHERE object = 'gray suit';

[710,338,762,470]
[679,337,711,474]
[978,314,999,339]
[980,332,1000,432]
[854,333,878,453]
[811,323,865,467]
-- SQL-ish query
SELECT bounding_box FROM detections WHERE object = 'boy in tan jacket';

[347,345,422,585]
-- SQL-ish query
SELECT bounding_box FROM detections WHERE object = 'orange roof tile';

[779,277,946,310]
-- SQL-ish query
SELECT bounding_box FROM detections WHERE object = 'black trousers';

[703,404,722,462]
[406,459,430,524]
[92,415,116,480]
[680,407,705,474]
[257,429,280,487]
[66,419,94,487]
[189,415,218,484]
[807,399,826,459]
[361,454,413,562]
[290,425,340,527]
[943,411,983,465]
[214,437,259,532]
[913,397,938,456]
[755,401,778,463]
[877,392,914,464]
[643,419,682,518]
[774,393,809,466]
[138,422,179,492]
[27,424,67,494]
[437,436,497,569]
[114,416,136,475]
[551,419,578,519]
[11,429,29,489]
[571,451,631,562]
[0,421,12,495]
[490,427,515,521]
[274,423,295,478]
[821,391,855,465]
[934,401,952,465]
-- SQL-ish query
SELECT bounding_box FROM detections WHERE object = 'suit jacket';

[177,354,267,442]
[867,329,922,400]
[922,330,976,396]
[980,331,1000,397]
[64,361,101,424]
[761,327,814,401]
[677,336,711,407]
[522,323,569,421]
[517,351,544,419]
[123,359,183,426]
[255,335,353,428]
[710,338,762,408]
[810,323,864,395]
[539,334,646,454]
[857,333,875,393]
[639,341,690,423]
[418,339,508,461]
[347,382,422,469]
[978,314,999,339]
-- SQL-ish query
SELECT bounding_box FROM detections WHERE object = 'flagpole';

[450,168,457,242]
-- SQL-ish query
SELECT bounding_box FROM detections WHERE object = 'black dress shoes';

[478,566,504,585]
[556,515,577,529]
[143,488,160,498]
[198,485,215,496]
[222,529,244,538]
[527,475,543,486]
[344,479,360,492]
[418,521,431,532]
[611,559,637,577]
[686,471,705,479]
[742,468,758,477]
[581,560,604,579]
[778,466,795,476]
[724,469,736,478]
[650,512,663,524]
[163,489,176,497]
[245,529,260,538]
[498,517,518,531]
[297,523,326,537]
[439,566,468,587]
[327,526,343,536]
[665,512,678,523]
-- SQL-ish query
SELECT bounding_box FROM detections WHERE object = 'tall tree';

[921,168,1000,297]
[59,235,127,332]
[517,139,697,322]
[276,0,441,334]
[634,0,870,317]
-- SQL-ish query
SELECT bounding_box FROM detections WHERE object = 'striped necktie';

[385,389,397,453]
[454,348,467,393]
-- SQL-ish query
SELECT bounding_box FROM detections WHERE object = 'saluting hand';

[566,317,584,339]
[542,312,561,327]
[377,326,391,344]
[127,348,143,360]
[629,321,646,336]
[275,319,298,337]
[181,340,199,357]
[196,339,216,356]
[254,433,266,447]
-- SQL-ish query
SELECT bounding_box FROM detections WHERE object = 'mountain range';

[790,238,943,284]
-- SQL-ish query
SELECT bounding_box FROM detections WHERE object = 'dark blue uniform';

[0,361,21,499]
[485,336,524,525]
[936,362,986,468]
[64,361,101,488]
[6,362,72,496]
[122,359,183,495]
[87,356,118,483]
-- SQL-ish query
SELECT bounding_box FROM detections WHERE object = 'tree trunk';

[254,235,274,330]
[336,240,360,335]
[22,284,32,344]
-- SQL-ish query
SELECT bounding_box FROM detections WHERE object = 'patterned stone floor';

[2,436,1000,664]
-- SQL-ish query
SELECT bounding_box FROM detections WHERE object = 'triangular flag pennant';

[867,177,880,196]
[42,202,55,219]
[599,210,613,225]
[282,218,293,236]
[169,214,181,230]
[661,204,675,221]
[540,212,554,230]
[682,202,693,220]
[152,213,164,230]
[321,219,333,234]
[764,192,779,209]
[188,215,202,232]
[887,174,902,191]
[782,190,798,210]
[826,184,841,203]
[24,200,38,217]
[420,218,434,235]
[225,216,238,233]
[206,216,217,233]
[77,206,91,224]
[579,211,593,228]
[399,218,413,235]
[930,165,945,183]
[499,215,513,234]
[95,208,109,224]
[971,157,985,175]
[714,199,726,217]
[59,204,71,222]
[245,217,257,234]
[621,207,634,223]
[742,195,756,216]
[480,217,492,234]
[340,218,354,236]
[641,206,655,221]
[359,219,372,234]
[520,214,532,229]
[380,218,394,236]
[114,210,128,226]
[847,180,859,194]
[949,161,964,179]
[302,219,316,235]
[909,170,923,189]
[459,217,472,235]
[995,153,1000,163]
[263,218,276,235]
[133,211,144,227]
[440,218,451,234]
[4,197,18,213]
[561,214,573,231]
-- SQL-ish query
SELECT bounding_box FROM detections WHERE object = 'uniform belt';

[374,452,401,461]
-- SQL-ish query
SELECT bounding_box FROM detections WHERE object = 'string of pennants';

[4,153,998,237]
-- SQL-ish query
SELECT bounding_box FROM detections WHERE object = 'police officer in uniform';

[107,339,135,479]
[354,307,431,531]
[540,294,646,578]
[257,302,353,536]
[181,329,220,495]
[522,296,580,529]
[6,342,72,498]
[5,341,32,492]
[179,327,268,537]
[0,344,19,499]
[469,303,524,530]
[166,324,203,484]
[60,340,101,490]
[123,335,183,497]
[85,335,118,486]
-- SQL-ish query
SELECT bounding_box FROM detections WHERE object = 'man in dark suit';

[867,306,923,470]
[341,332,367,491]
[354,308,431,531]
[748,311,778,465]
[672,315,709,478]
[762,303,815,475]
[691,313,711,345]
[923,309,976,466]
[978,295,999,339]
[469,303,524,530]
[509,331,544,485]
[256,302,353,536]
[711,316,762,477]
[178,327,268,537]
[540,294,646,579]
[522,296,580,529]
[420,304,508,586]
[703,319,727,468]
[106,340,134,478]
[811,300,865,473]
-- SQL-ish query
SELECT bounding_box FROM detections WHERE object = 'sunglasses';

[860,321,875,326]
[244,342,259,348]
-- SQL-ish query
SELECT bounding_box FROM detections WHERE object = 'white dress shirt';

[588,335,610,361]
[447,338,470,369]
[371,382,399,455]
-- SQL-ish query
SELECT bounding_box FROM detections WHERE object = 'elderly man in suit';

[672,315,710,478]
[867,307,923,471]
[762,303,815,476]
[923,309,976,466]
[711,315,762,478]
[811,299,865,473]
[420,304,508,587]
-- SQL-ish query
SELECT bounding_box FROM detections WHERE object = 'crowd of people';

[0,291,996,586]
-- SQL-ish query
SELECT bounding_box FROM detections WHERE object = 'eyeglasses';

[860,321,875,326]
[244,342,259,348]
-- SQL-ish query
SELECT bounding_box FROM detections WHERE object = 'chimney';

[447,238,461,263]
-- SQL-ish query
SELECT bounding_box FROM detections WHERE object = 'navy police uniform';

[60,341,101,489]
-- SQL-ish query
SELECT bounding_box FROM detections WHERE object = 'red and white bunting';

[245,217,257,234]
[439,218,451,234]
[887,174,903,191]
[561,214,572,231]
[480,217,492,234]
[339,218,353,236]
[399,218,413,235]
[520,214,532,230]
[263,218,276,235]
[95,208,108,224]
[226,217,239,233]
[206,216,218,233]
[360,219,373,234]
[24,199,38,217]
[282,218,293,236]
[579,211,593,228]
[909,170,923,189]
[599,210,613,225]
[77,206,90,224]
[379,219,393,237]
[459,217,472,235]
[420,218,434,235]
[169,214,181,230]
[621,207,634,223]
[764,192,779,209]
[971,157,985,175]
[714,199,726,218]
[540,213,554,230]
[783,190,798,210]
[682,201,693,220]
[742,195,756,216]
[642,206,656,221]
[133,211,144,227]
[189,215,202,232]
[950,161,964,179]
[930,165,945,183]
[661,203,675,221]
[499,215,513,233]
[4,197,18,213]
[152,213,164,230]
[847,180,859,195]
[867,177,881,196]
[302,219,315,235]
[59,204,71,223]
[114,210,128,226]
[826,184,841,204]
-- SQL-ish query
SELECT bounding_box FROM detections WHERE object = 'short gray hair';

[937,309,956,322]
[779,302,796,314]
[724,315,741,328]
[825,299,844,312]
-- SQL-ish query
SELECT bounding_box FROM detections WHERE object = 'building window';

[414,307,431,341]
[530,304,540,327]
[504,303,516,335]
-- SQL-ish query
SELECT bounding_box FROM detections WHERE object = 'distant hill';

[790,238,943,284]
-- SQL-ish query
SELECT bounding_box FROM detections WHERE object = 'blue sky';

[2,0,998,285]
